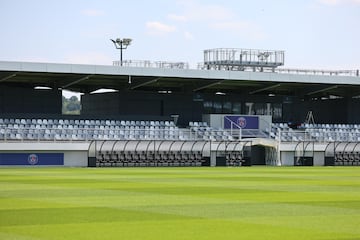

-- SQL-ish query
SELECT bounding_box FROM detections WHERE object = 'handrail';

[110,57,359,77]
[223,116,243,140]
[197,63,359,77]
[275,68,358,77]
[274,128,360,143]
[113,60,189,69]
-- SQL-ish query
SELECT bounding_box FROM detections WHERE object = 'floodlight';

[110,37,133,66]
[123,38,132,46]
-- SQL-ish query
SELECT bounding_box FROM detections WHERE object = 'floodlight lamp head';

[123,38,132,46]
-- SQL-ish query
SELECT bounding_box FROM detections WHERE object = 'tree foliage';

[62,96,81,115]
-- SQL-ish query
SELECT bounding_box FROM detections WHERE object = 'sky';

[0,0,359,72]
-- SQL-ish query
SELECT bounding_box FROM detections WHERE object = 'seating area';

[225,151,245,166]
[271,123,360,142]
[0,118,183,141]
[3,118,360,143]
[96,150,205,167]
[301,123,360,142]
[334,152,360,166]
[93,139,209,167]
[189,121,235,141]
[0,118,245,142]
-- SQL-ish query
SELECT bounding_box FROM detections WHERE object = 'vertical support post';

[120,41,123,66]
[277,128,282,166]
[210,141,217,167]
[269,121,272,138]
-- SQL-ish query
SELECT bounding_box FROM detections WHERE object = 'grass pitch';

[0,167,360,240]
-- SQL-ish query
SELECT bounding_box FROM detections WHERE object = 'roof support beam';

[249,83,281,94]
[306,85,338,95]
[193,80,224,92]
[130,77,161,90]
[62,75,91,89]
[0,73,17,82]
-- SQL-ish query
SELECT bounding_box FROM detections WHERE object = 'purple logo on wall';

[28,154,39,165]
[237,117,247,128]
[224,116,259,129]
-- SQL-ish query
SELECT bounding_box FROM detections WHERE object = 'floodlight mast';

[110,38,132,66]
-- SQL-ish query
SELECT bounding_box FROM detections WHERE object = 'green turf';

[1,167,360,240]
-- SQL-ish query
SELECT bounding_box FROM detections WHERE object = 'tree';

[62,95,81,115]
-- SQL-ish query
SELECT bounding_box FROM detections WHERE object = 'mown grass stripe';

[0,167,359,240]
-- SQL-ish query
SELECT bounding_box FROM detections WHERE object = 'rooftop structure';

[203,48,285,72]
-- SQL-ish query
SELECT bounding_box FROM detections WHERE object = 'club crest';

[28,154,39,165]
[237,117,247,128]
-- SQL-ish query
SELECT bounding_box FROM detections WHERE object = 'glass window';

[232,102,241,114]
[203,101,213,113]
[272,103,282,119]
[223,102,232,113]
[254,103,266,115]
[213,102,222,113]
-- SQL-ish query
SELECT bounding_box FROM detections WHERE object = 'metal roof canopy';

[0,61,360,98]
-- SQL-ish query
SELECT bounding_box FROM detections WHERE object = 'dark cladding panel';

[163,97,202,126]
[120,99,161,115]
[82,92,161,116]
[81,92,120,115]
[82,91,202,124]
[304,98,348,124]
[0,86,61,114]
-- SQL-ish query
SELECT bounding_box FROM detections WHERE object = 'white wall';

[0,142,90,167]
[64,151,88,167]
[281,151,295,166]
[280,151,325,166]
[313,152,325,166]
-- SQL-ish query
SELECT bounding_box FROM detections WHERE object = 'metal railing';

[197,63,359,77]
[0,126,246,143]
[113,60,189,69]
[274,129,360,143]
[112,58,359,77]
[275,68,359,77]
[203,48,285,67]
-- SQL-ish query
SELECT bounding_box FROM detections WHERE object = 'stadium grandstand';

[0,48,360,167]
